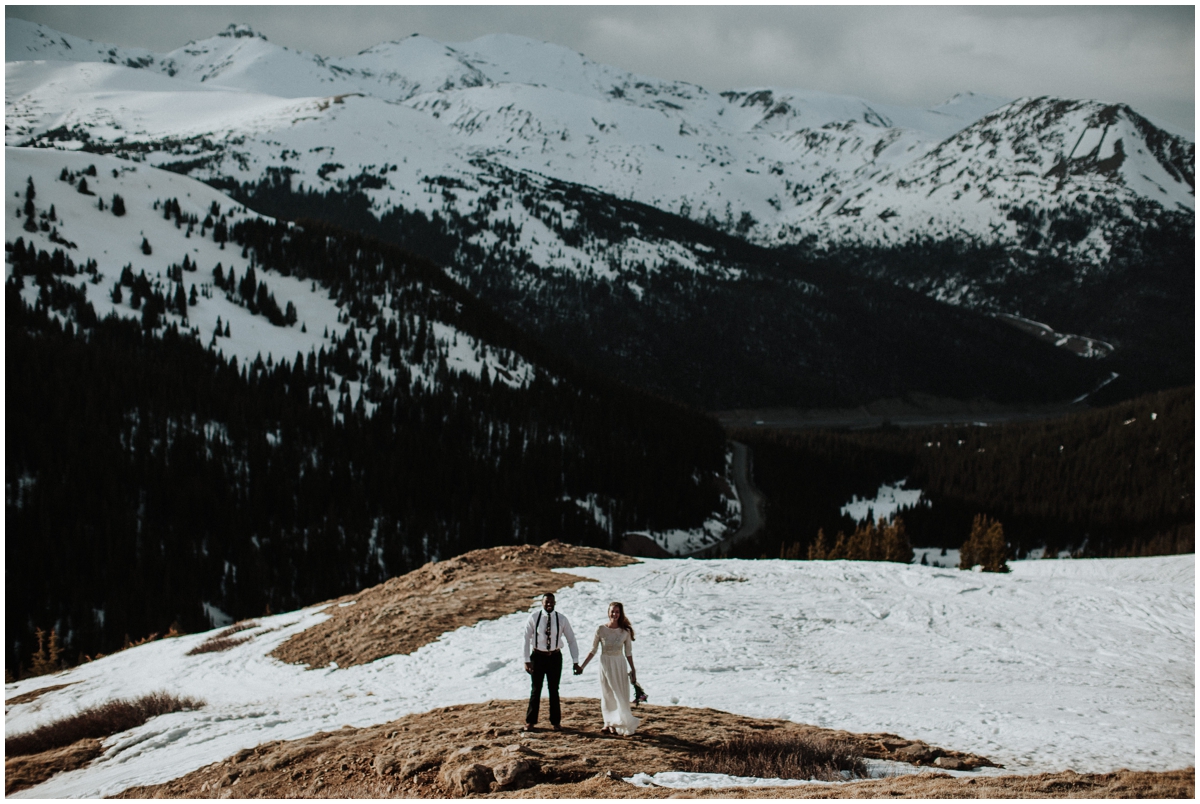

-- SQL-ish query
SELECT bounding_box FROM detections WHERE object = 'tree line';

[736,385,1193,561]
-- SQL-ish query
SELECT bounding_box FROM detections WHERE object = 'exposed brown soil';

[5,681,77,706]
[5,738,103,794]
[114,698,1192,799]
[271,541,637,670]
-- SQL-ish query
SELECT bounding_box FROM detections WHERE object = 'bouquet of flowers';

[632,682,648,707]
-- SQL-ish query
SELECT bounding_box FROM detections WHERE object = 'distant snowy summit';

[6,18,1193,269]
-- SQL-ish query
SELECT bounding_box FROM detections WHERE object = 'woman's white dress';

[592,625,640,735]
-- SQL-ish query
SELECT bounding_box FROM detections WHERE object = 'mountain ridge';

[5,20,1193,404]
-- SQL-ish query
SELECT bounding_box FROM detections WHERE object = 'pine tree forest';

[736,384,1193,562]
[5,216,728,675]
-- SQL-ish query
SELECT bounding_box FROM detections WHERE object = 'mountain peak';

[218,23,267,42]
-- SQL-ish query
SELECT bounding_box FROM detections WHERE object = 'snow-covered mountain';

[7,19,1190,258]
[5,20,1193,409]
[4,146,534,403]
[6,142,749,667]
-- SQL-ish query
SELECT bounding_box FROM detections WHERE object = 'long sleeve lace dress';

[591,625,640,735]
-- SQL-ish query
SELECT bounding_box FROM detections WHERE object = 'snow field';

[4,554,1192,798]
[6,147,533,406]
[7,148,348,368]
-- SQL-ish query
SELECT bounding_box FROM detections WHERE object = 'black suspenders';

[534,610,558,652]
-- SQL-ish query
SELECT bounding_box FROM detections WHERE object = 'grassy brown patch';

[687,731,867,782]
[271,541,638,671]
[186,620,259,655]
[113,699,1191,799]
[5,691,205,757]
[5,738,104,794]
[5,682,77,707]
[114,699,999,799]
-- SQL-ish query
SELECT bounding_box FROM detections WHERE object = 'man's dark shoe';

[523,723,538,732]
[551,724,562,731]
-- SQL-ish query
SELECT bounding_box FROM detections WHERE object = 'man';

[522,592,581,731]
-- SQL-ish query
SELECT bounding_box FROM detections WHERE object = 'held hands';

[572,663,582,676]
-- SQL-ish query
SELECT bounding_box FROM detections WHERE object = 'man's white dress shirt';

[523,609,579,664]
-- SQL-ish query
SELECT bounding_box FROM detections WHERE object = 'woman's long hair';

[609,601,635,640]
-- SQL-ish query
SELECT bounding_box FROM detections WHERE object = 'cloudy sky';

[6,5,1195,135]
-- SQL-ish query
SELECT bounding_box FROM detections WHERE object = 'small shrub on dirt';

[5,692,204,757]
[186,636,251,655]
[687,730,868,782]
[186,621,258,656]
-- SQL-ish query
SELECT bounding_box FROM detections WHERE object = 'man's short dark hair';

[543,592,555,599]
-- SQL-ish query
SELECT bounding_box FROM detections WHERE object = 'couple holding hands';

[521,592,641,736]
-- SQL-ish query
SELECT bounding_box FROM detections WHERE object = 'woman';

[578,601,640,736]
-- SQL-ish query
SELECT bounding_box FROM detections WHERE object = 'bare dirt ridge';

[271,541,638,670]
[115,699,1192,799]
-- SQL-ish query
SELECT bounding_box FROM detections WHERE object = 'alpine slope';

[4,553,1193,798]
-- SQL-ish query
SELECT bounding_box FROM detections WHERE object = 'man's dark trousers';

[526,649,563,726]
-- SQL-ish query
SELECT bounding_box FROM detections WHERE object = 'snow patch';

[840,480,923,524]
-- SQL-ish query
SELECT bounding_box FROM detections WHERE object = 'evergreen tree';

[882,517,913,564]
[960,515,1009,573]
[141,237,152,256]
[28,628,62,677]
[174,284,188,318]
[22,179,37,232]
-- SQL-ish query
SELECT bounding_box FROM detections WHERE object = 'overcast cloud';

[6,5,1194,135]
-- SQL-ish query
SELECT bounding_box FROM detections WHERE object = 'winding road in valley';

[687,441,766,558]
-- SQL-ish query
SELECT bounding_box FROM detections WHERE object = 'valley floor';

[716,398,1086,431]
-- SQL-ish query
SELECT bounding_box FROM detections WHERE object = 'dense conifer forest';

[799,213,1195,402]
[5,216,728,675]
[212,169,1116,411]
[734,385,1193,561]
